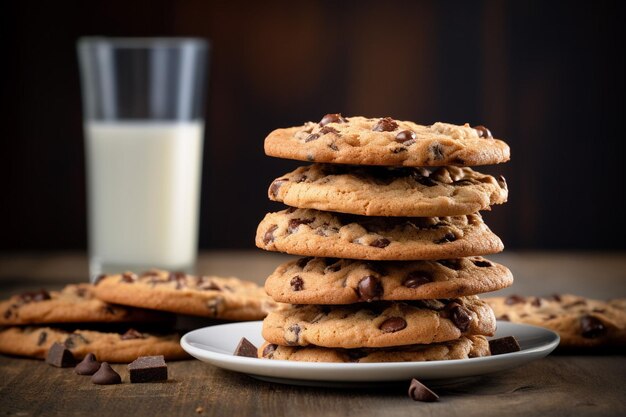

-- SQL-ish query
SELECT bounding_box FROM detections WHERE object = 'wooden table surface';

[1,251,625,417]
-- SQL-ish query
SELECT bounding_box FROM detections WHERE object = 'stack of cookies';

[255,114,513,362]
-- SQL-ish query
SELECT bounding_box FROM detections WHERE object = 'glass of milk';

[77,38,208,281]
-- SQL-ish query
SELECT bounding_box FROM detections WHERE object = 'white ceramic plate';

[181,321,559,386]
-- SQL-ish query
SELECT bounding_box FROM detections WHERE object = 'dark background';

[2,0,625,251]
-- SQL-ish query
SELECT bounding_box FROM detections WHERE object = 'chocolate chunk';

[121,328,144,340]
[580,315,607,338]
[372,117,398,132]
[285,324,301,345]
[437,259,461,270]
[325,261,342,273]
[320,113,347,126]
[446,302,472,332]
[431,144,444,160]
[234,337,258,358]
[128,355,168,383]
[472,259,492,267]
[37,331,48,346]
[269,178,288,198]
[18,290,51,303]
[296,257,313,268]
[505,295,526,305]
[3,309,12,319]
[262,344,277,358]
[64,333,89,349]
[370,238,391,248]
[75,353,102,375]
[413,173,437,187]
[403,271,433,288]
[531,297,542,307]
[434,232,456,244]
[92,362,122,385]
[395,130,416,143]
[288,218,314,234]
[357,276,383,302]
[305,133,320,142]
[290,276,304,291]
[328,142,339,151]
[46,342,76,368]
[548,294,562,302]
[263,225,278,244]
[346,349,368,362]
[499,314,510,321]
[473,125,492,138]
[408,378,439,402]
[206,297,223,316]
[198,277,221,291]
[488,336,521,355]
[379,317,407,333]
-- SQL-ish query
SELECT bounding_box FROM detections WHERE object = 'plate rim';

[180,320,560,382]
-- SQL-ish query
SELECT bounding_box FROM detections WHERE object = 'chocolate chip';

[207,297,223,316]
[285,324,301,345]
[548,294,562,302]
[319,126,339,135]
[437,259,462,270]
[472,259,492,267]
[269,178,288,198]
[92,362,121,385]
[370,238,390,248]
[357,276,383,302]
[64,333,89,349]
[372,117,398,132]
[296,257,313,268]
[3,309,12,319]
[75,353,101,375]
[580,315,607,338]
[18,290,51,303]
[379,317,407,333]
[93,274,107,285]
[392,147,407,153]
[296,175,308,183]
[37,331,48,346]
[46,342,76,368]
[413,173,437,187]
[128,355,168,383]
[103,305,117,315]
[395,130,416,143]
[262,344,277,358]
[320,113,347,126]
[431,144,444,160]
[285,207,296,214]
[328,143,339,151]
[473,125,492,138]
[505,295,526,305]
[290,276,304,291]
[488,336,521,355]
[305,133,320,142]
[408,378,439,402]
[306,154,315,162]
[120,272,136,283]
[263,225,278,244]
[445,302,472,332]
[234,337,258,358]
[288,218,314,234]
[403,271,433,288]
[121,328,144,340]
[325,262,342,273]
[346,349,368,362]
[531,297,542,307]
[434,233,456,244]
[198,277,222,291]
[499,314,510,321]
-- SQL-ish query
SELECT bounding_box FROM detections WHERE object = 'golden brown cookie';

[0,326,188,362]
[268,164,508,217]
[262,296,496,348]
[264,115,510,167]
[256,208,503,261]
[258,335,490,362]
[0,284,171,325]
[93,270,276,320]
[485,294,626,348]
[265,257,513,304]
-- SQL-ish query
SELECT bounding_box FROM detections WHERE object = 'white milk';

[85,121,203,276]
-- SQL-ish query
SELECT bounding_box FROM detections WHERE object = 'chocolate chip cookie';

[256,208,503,261]
[269,164,508,217]
[0,326,188,362]
[0,284,171,325]
[93,270,276,320]
[258,335,490,362]
[262,296,496,348]
[265,256,513,304]
[264,115,510,167]
[485,294,626,348]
